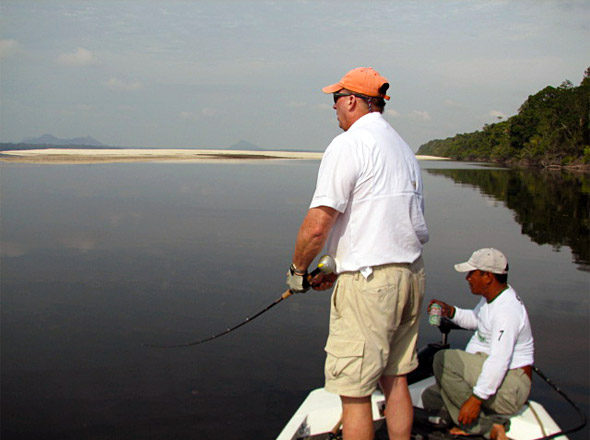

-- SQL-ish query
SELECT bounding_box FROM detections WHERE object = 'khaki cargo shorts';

[324,257,425,397]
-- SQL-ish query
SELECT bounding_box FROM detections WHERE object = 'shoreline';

[0,148,449,164]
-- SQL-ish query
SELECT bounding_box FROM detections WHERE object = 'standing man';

[423,248,534,440]
[286,67,429,440]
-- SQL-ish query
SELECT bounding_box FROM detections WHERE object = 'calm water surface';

[1,160,588,439]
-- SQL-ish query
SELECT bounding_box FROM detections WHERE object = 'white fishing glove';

[286,264,310,293]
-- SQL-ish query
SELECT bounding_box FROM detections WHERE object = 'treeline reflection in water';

[425,167,589,271]
[1,160,588,440]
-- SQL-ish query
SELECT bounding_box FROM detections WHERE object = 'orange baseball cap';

[322,67,390,100]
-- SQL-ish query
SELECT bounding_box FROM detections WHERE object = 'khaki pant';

[324,258,425,397]
[422,349,531,436]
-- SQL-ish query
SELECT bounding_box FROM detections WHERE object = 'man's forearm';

[292,206,338,271]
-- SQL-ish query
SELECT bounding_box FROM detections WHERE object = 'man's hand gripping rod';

[145,255,336,349]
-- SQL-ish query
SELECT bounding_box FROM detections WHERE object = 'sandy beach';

[0,148,448,164]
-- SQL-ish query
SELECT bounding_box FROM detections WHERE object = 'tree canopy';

[418,68,590,167]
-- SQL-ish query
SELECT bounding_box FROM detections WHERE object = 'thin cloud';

[201,107,218,117]
[444,99,467,109]
[0,241,27,257]
[439,56,565,87]
[105,78,143,91]
[287,101,306,108]
[180,112,198,121]
[61,235,97,252]
[179,108,219,120]
[57,47,97,66]
[0,39,20,59]
[408,110,432,121]
[386,108,431,121]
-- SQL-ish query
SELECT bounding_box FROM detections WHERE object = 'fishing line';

[144,255,336,349]
[144,289,294,348]
[530,365,587,440]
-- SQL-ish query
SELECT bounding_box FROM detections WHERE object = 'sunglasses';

[333,93,353,104]
[333,92,373,104]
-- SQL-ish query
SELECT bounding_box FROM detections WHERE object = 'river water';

[1,159,588,439]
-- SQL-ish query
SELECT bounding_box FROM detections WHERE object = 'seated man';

[423,248,534,440]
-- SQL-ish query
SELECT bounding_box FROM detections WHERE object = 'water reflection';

[0,161,587,440]
[424,167,590,271]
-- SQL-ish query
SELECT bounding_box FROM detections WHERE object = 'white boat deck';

[276,377,567,440]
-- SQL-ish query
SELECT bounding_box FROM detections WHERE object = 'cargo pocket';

[324,337,365,386]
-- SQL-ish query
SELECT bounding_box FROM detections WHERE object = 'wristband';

[290,264,307,276]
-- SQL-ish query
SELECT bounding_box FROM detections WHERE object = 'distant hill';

[0,136,311,153]
[0,134,111,151]
[229,140,265,151]
[22,134,105,147]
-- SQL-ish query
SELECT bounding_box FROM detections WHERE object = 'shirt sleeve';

[452,304,480,331]
[472,311,520,399]
[310,137,359,213]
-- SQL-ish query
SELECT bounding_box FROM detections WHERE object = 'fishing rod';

[421,321,587,440]
[530,365,587,440]
[145,255,336,349]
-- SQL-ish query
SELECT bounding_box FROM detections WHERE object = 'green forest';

[417,68,590,168]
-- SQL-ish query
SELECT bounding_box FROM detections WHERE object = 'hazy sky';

[1,0,588,151]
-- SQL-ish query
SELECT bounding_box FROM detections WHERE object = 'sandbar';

[0,148,448,164]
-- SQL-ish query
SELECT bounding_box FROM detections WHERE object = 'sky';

[1,0,588,152]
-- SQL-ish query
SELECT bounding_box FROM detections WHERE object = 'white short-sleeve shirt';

[310,112,429,275]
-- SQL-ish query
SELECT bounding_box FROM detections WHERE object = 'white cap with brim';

[454,248,508,275]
